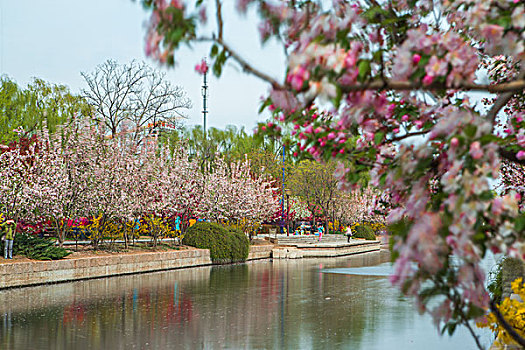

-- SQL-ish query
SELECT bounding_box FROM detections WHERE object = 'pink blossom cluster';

[393,26,479,86]
[194,59,208,75]
[142,0,525,343]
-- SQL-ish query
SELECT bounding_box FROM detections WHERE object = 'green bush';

[0,233,71,260]
[183,222,249,263]
[227,227,250,262]
[487,257,504,305]
[352,224,376,240]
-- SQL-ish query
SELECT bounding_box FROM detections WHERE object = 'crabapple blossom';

[141,0,525,346]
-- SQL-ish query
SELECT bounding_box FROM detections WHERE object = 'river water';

[0,251,494,349]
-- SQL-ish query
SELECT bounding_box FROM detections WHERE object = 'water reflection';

[0,251,492,349]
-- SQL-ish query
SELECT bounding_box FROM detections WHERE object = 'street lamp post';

[281,144,285,235]
[285,189,292,236]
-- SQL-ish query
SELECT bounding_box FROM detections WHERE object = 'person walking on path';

[346,226,353,243]
[317,224,324,242]
[2,219,16,259]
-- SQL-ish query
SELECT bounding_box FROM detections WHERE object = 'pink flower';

[481,24,504,40]
[402,114,409,122]
[517,150,525,160]
[327,132,336,140]
[450,138,459,148]
[287,65,310,90]
[422,74,434,85]
[425,56,448,78]
[388,103,396,113]
[469,141,483,160]
[171,0,183,9]
[195,59,208,75]
[412,54,421,64]
[198,7,207,23]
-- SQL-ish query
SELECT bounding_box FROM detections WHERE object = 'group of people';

[1,219,16,259]
[294,223,326,241]
[292,222,354,243]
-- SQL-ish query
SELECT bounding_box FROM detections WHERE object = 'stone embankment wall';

[502,258,525,299]
[0,243,384,289]
[272,241,381,259]
[1,245,274,289]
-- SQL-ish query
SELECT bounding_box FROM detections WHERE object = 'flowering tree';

[0,134,39,224]
[141,0,525,347]
[197,156,279,224]
[333,186,379,226]
[152,144,205,234]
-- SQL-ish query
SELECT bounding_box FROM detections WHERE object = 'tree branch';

[490,298,525,348]
[215,0,223,41]
[340,79,525,94]
[488,66,525,128]
[391,130,429,142]
[198,36,284,89]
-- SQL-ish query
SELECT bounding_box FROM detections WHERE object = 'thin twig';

[391,130,429,142]
[197,36,283,89]
[215,0,223,41]
[459,312,485,350]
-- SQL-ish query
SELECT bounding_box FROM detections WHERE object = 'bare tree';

[81,60,192,142]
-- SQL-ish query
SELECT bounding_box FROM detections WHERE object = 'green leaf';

[210,44,219,58]
[479,134,499,145]
[447,322,457,336]
[466,305,485,319]
[515,215,525,233]
[464,124,477,139]
[374,131,385,145]
[357,60,371,82]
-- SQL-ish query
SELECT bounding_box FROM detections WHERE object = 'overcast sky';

[0,0,284,131]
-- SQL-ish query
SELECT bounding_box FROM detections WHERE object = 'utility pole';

[201,58,209,138]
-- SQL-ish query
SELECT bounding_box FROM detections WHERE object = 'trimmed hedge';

[226,227,250,262]
[183,222,249,263]
[352,225,376,240]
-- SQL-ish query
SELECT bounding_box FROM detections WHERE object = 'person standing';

[318,224,324,242]
[2,220,15,259]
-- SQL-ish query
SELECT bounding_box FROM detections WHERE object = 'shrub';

[183,222,249,264]
[352,224,376,240]
[487,257,505,305]
[0,233,72,260]
[227,227,250,263]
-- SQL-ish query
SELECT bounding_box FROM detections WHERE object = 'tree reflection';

[0,252,461,350]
